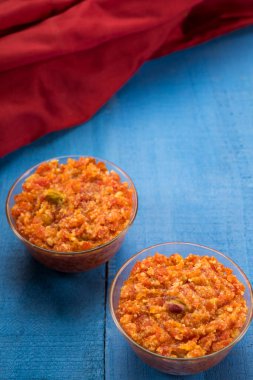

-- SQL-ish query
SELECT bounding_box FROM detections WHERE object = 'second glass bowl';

[6,156,138,272]
[110,242,253,375]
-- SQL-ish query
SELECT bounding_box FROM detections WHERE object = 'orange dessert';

[11,157,133,252]
[117,253,247,358]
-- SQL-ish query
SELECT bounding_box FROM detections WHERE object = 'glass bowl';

[110,242,253,375]
[6,156,138,272]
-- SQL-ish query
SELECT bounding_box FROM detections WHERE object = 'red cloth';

[0,0,253,156]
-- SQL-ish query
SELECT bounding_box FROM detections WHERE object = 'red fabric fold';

[0,0,253,157]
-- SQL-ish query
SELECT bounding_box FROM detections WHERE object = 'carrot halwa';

[118,253,247,358]
[11,157,134,252]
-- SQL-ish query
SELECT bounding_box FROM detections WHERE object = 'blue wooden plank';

[0,157,106,379]
[105,27,253,380]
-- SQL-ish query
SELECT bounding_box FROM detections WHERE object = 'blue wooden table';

[1,26,253,380]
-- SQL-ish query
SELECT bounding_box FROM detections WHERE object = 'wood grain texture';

[1,26,253,379]
[105,27,253,380]
[0,162,106,379]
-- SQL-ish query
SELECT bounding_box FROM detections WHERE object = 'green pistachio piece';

[44,189,64,204]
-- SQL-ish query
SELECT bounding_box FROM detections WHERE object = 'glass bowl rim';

[6,155,138,256]
[110,241,253,362]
